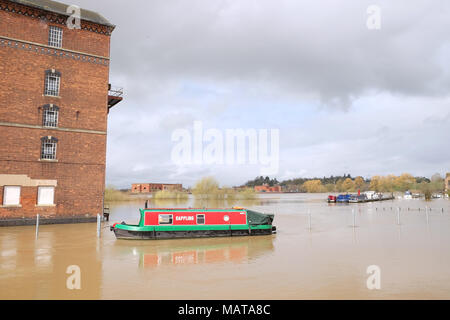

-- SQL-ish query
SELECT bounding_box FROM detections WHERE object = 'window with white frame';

[158,214,173,225]
[38,186,55,206]
[41,136,58,160]
[42,104,59,127]
[44,70,61,97]
[48,26,63,48]
[3,186,21,206]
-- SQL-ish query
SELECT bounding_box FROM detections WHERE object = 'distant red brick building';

[254,184,282,193]
[132,183,183,193]
[0,0,122,223]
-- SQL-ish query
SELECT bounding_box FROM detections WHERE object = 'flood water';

[1,193,450,300]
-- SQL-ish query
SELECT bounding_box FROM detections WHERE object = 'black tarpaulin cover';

[246,210,274,226]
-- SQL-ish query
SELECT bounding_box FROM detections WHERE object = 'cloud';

[66,0,450,187]
[72,0,450,106]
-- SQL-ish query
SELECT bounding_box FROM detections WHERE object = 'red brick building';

[0,0,122,223]
[254,184,282,193]
[132,183,184,193]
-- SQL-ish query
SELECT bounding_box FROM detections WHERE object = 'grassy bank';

[104,187,134,202]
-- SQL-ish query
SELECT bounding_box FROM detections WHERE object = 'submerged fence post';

[35,214,40,239]
[97,214,101,238]
[397,207,401,225]
[308,209,312,231]
[352,209,356,228]
[426,206,429,224]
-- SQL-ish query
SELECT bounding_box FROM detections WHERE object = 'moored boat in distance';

[337,194,351,203]
[327,195,337,203]
[329,192,394,203]
[349,194,368,203]
[111,207,276,240]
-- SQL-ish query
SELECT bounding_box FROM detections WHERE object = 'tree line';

[244,173,446,194]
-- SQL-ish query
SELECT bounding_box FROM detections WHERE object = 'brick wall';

[0,1,113,220]
[0,36,110,132]
[0,2,111,57]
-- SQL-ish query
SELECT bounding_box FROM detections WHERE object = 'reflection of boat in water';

[111,236,275,268]
[111,207,276,240]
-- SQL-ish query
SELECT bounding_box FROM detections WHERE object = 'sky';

[70,0,450,188]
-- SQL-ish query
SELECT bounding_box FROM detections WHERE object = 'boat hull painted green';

[113,225,276,240]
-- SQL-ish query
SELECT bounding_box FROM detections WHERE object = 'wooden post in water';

[426,206,429,224]
[308,209,312,231]
[352,209,356,228]
[35,214,40,239]
[397,207,401,225]
[97,214,101,238]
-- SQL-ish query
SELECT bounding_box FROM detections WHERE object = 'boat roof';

[9,0,115,27]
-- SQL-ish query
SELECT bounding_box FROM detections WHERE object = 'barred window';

[42,104,59,128]
[41,137,58,160]
[48,26,63,48]
[44,70,61,97]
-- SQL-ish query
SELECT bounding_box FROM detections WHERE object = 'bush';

[104,187,130,202]
[192,177,220,199]
[424,189,432,201]
[192,177,258,200]
[237,188,257,200]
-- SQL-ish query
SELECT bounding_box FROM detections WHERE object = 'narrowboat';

[110,207,276,240]
[349,194,368,203]
[327,195,337,203]
[337,194,351,203]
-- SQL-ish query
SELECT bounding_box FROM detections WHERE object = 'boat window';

[159,214,173,225]
[197,214,205,225]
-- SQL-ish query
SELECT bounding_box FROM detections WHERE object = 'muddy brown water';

[1,194,450,299]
